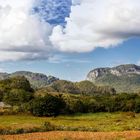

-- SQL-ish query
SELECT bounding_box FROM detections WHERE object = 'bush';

[43,122,56,131]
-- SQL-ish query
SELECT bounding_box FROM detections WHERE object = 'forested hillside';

[87,64,140,93]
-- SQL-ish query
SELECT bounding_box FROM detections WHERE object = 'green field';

[1,112,140,132]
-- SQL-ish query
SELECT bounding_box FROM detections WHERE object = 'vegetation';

[0,76,140,117]
[0,71,58,89]
[0,76,33,92]
[1,112,140,135]
[50,80,80,94]
[76,80,116,95]
[0,76,33,102]
[30,95,65,117]
[87,64,140,93]
[45,80,116,95]
[4,89,33,107]
[96,73,140,93]
[1,76,140,137]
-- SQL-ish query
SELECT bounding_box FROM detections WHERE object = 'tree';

[30,94,66,116]
[96,86,116,95]
[3,89,34,106]
[76,81,96,95]
[86,99,100,113]
[0,76,34,105]
[0,89,4,101]
[51,80,79,94]
[135,98,140,113]
[10,76,33,92]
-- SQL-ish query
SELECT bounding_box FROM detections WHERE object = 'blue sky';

[1,37,140,81]
[0,0,140,81]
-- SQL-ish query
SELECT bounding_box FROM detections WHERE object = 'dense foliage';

[50,80,79,94]
[1,77,140,117]
[61,93,140,114]
[0,76,33,104]
[95,74,140,93]
[44,80,116,95]
[76,81,116,95]
[30,94,65,116]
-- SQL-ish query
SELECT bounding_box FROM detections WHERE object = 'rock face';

[86,64,140,93]
[0,71,59,88]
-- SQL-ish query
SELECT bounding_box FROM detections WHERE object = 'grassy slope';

[1,112,140,132]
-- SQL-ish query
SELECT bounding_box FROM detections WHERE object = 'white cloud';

[50,0,140,52]
[1,0,140,61]
[72,0,81,5]
[0,0,53,61]
[48,54,91,64]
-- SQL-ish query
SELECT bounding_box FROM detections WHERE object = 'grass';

[0,112,140,132]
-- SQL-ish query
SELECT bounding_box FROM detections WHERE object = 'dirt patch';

[1,131,140,140]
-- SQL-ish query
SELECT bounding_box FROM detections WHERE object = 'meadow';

[0,112,140,132]
[1,112,140,140]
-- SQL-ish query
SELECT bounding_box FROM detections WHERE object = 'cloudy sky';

[0,0,140,81]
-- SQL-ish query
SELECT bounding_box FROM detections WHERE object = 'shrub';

[43,122,56,131]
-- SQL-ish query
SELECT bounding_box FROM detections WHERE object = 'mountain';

[0,71,59,88]
[86,64,140,93]
[0,73,9,80]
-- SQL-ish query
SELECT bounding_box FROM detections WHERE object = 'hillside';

[0,71,58,88]
[86,64,140,93]
[36,80,116,96]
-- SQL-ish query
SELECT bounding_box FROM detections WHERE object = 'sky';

[0,0,140,81]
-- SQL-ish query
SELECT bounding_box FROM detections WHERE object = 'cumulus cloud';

[50,0,140,52]
[0,0,53,61]
[72,0,81,5]
[1,0,140,61]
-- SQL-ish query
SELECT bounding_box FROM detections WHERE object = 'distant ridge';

[0,71,59,88]
[86,64,140,93]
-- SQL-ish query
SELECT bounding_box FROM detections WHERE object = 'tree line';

[0,76,140,117]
